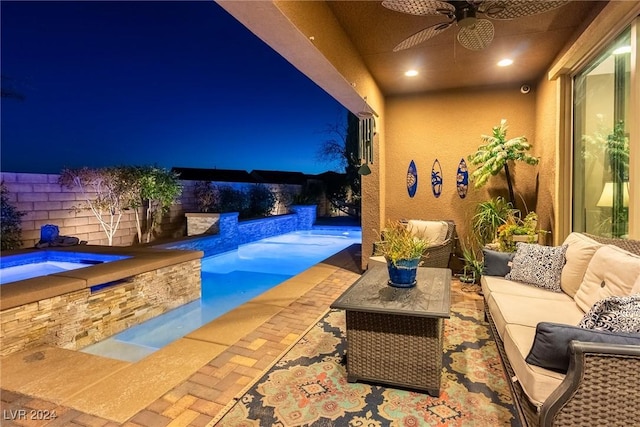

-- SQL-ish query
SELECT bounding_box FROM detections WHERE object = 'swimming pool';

[0,251,131,285]
[81,227,361,362]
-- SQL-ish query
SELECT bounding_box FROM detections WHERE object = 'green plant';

[467,119,539,206]
[460,239,483,284]
[496,212,543,252]
[375,220,430,266]
[471,196,518,246]
[217,185,250,216]
[1,182,25,251]
[193,181,217,213]
[247,184,276,218]
[59,167,136,246]
[131,166,182,243]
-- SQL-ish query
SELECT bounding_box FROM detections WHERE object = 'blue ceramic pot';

[386,257,420,288]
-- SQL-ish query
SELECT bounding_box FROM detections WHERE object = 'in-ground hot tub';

[0,245,203,357]
[0,251,131,285]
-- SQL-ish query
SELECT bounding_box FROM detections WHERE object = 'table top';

[330,266,451,318]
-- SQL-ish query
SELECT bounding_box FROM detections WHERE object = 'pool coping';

[0,245,203,311]
[0,244,364,424]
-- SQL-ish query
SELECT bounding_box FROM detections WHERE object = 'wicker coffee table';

[331,265,451,396]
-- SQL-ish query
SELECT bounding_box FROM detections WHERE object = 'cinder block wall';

[1,172,330,249]
[1,172,186,248]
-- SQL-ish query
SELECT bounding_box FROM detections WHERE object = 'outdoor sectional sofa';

[481,232,640,427]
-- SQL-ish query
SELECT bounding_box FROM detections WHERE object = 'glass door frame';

[553,9,640,243]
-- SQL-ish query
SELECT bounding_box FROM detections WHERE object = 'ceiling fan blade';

[393,21,454,51]
[457,19,494,50]
[480,0,568,20]
[382,0,455,16]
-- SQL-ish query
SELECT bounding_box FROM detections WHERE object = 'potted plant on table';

[374,220,430,288]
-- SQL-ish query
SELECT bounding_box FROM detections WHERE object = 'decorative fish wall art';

[431,159,442,198]
[456,158,469,199]
[407,160,418,198]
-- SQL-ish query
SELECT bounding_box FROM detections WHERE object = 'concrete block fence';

[0,172,320,249]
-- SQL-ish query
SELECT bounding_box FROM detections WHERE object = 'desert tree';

[125,166,182,243]
[59,167,136,246]
[316,111,361,215]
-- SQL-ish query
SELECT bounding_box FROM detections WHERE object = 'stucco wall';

[534,75,559,244]
[381,85,539,248]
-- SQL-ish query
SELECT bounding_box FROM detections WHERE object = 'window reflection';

[574,28,631,238]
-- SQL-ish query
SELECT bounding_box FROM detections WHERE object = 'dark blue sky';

[1,1,347,175]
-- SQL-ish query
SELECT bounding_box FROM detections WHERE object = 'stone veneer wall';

[0,259,201,357]
[163,205,317,258]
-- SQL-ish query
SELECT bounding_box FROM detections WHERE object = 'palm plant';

[467,119,539,206]
[471,196,518,246]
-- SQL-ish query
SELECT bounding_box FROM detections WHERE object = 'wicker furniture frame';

[373,220,457,269]
[331,266,451,396]
[485,233,640,427]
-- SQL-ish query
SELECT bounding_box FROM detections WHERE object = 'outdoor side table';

[330,265,451,396]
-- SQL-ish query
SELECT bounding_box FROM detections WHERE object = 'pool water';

[81,227,361,362]
[0,252,131,285]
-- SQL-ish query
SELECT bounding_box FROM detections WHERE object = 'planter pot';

[386,257,421,288]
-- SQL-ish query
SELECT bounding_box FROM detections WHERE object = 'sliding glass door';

[573,28,631,238]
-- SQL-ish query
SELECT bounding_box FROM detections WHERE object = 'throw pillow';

[578,294,640,332]
[505,243,568,292]
[482,248,515,277]
[406,220,448,246]
[574,245,640,312]
[526,322,640,373]
[560,233,602,298]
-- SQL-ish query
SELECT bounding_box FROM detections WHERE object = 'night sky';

[1,1,347,175]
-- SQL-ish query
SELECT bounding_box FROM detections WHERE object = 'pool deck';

[0,244,366,426]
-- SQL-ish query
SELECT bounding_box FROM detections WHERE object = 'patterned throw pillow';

[578,294,640,333]
[505,243,568,292]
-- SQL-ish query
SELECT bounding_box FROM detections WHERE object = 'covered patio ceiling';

[326,0,602,95]
[218,1,604,101]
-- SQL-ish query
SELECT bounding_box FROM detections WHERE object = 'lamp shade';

[596,182,629,207]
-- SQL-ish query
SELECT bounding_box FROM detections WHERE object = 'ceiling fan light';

[457,19,494,51]
[456,7,477,28]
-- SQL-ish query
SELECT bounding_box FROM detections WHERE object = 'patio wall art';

[407,160,418,198]
[431,159,443,198]
[456,158,469,199]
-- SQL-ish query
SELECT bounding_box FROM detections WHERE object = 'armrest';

[540,341,640,427]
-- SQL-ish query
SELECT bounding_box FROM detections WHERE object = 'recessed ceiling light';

[404,69,419,77]
[613,46,631,55]
[497,58,513,67]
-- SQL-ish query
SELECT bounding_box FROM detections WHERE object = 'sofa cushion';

[488,292,584,340]
[574,245,640,312]
[482,275,574,302]
[406,220,448,246]
[503,324,565,406]
[482,248,514,277]
[578,295,640,332]
[525,322,640,373]
[505,243,567,292]
[560,233,602,297]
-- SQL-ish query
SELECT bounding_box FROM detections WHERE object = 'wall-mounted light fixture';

[357,97,377,175]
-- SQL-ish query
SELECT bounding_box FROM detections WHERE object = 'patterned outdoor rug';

[215,305,520,426]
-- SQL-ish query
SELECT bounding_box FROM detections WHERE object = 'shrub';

[247,185,276,218]
[193,181,217,213]
[217,185,249,216]
[1,182,25,251]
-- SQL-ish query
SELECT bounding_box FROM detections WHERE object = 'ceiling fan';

[382,0,568,51]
